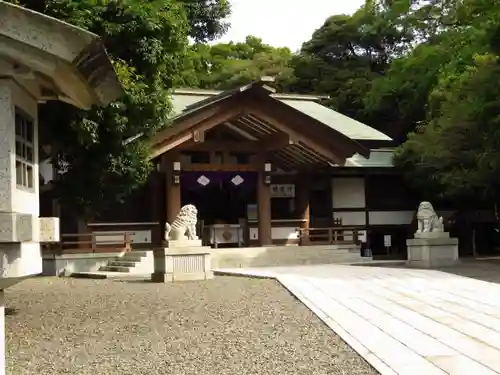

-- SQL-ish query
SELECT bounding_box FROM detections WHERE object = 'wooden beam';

[151,96,242,145]
[247,105,345,165]
[179,140,259,152]
[150,106,244,159]
[182,164,258,172]
[246,95,368,158]
[192,129,205,143]
[178,132,293,153]
[261,132,296,151]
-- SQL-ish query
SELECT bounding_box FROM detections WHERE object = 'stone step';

[124,250,149,257]
[100,265,132,273]
[71,271,150,280]
[120,256,144,263]
[108,260,137,267]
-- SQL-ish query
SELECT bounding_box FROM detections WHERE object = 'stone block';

[166,239,202,248]
[0,242,42,282]
[151,248,213,282]
[406,235,459,268]
[0,212,34,242]
[39,217,60,242]
[414,231,450,239]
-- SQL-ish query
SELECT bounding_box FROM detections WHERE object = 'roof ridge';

[173,89,326,101]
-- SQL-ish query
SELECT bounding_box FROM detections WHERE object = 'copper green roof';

[172,89,392,142]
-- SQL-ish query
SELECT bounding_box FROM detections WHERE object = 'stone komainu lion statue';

[165,204,198,241]
[416,201,444,234]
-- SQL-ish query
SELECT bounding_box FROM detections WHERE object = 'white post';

[0,290,5,375]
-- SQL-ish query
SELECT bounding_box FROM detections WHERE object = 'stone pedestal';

[151,242,213,283]
[165,239,203,249]
[406,232,459,268]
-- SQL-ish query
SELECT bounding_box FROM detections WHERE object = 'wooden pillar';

[163,155,181,224]
[296,176,310,230]
[257,167,272,246]
[149,171,162,246]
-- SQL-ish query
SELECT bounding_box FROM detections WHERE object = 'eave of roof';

[0,1,123,107]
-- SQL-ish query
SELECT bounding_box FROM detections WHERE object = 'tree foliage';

[14,0,500,216]
[10,0,230,218]
[181,36,295,91]
[285,4,412,120]
[264,0,500,210]
[378,0,500,207]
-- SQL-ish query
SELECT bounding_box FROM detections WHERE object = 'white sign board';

[271,184,295,198]
[384,235,392,247]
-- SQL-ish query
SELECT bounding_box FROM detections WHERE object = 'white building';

[0,2,122,374]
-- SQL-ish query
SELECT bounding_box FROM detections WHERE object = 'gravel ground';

[5,276,377,375]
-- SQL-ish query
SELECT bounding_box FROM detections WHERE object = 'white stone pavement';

[215,264,500,375]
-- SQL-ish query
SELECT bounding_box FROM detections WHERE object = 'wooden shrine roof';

[149,79,392,169]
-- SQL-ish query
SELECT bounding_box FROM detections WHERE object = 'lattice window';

[15,109,35,189]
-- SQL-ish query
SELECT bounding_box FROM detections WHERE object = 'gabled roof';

[150,79,373,168]
[171,87,391,142]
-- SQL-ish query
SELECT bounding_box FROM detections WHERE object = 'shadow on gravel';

[435,260,500,285]
[5,307,19,316]
[112,279,153,284]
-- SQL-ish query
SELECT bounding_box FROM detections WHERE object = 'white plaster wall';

[249,227,298,240]
[39,158,53,183]
[333,211,366,226]
[10,81,39,217]
[368,211,414,225]
[331,177,365,209]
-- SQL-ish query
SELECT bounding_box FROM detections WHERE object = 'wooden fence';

[297,227,363,246]
[43,231,132,255]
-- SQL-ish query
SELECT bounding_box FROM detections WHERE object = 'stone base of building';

[151,246,213,283]
[406,232,459,268]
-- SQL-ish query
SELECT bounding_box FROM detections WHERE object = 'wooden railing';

[43,231,132,255]
[297,227,363,246]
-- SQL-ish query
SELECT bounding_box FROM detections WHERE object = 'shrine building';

[76,78,419,252]
[41,77,426,263]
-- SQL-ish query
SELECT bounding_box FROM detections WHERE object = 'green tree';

[181,36,295,91]
[390,0,500,209]
[287,4,411,121]
[10,0,230,218]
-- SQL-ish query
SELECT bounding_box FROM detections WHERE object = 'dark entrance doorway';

[180,172,257,246]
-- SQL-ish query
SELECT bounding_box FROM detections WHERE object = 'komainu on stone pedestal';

[415,201,444,235]
[407,201,459,268]
[164,204,199,241]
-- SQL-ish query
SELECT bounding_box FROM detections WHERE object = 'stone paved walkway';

[216,264,500,375]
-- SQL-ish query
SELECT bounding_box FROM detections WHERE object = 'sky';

[214,0,366,52]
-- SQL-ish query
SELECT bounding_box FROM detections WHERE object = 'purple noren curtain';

[181,172,257,192]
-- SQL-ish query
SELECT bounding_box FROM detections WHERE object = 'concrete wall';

[0,79,42,287]
[210,245,366,268]
[10,80,39,217]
